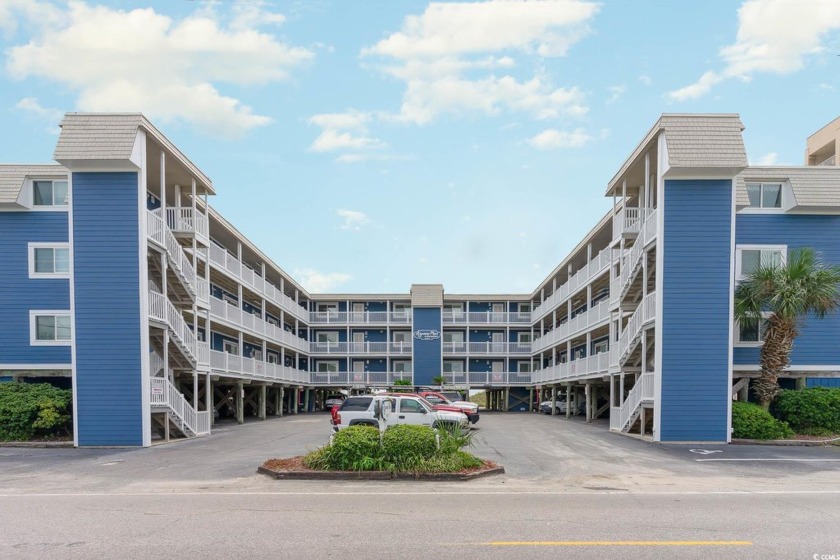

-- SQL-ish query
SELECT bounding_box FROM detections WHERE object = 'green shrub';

[308,425,382,471]
[774,388,840,435]
[437,424,473,454]
[382,424,437,469]
[0,382,72,441]
[732,401,793,440]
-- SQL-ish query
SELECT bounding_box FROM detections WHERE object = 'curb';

[0,441,74,448]
[731,438,837,447]
[257,464,505,481]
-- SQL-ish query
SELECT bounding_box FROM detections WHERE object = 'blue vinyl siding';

[0,211,71,365]
[661,179,732,442]
[72,172,144,446]
[412,307,441,386]
[807,378,840,388]
[734,214,840,367]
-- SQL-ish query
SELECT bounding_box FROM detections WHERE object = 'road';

[2,412,839,559]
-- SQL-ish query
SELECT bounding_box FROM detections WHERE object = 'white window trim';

[28,242,71,278]
[30,310,72,346]
[735,245,787,281]
[318,360,339,373]
[517,331,532,343]
[317,331,339,343]
[443,360,465,373]
[518,362,532,373]
[29,179,70,211]
[741,182,785,214]
[734,312,772,347]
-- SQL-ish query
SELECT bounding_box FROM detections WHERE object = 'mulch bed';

[258,457,505,481]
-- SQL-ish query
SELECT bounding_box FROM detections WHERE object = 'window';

[745,182,783,209]
[443,331,464,343]
[443,360,464,373]
[736,246,786,280]
[33,180,68,207]
[317,361,339,372]
[223,340,239,354]
[392,361,410,372]
[519,304,531,313]
[592,340,609,355]
[399,398,423,413]
[392,331,410,343]
[517,332,532,343]
[340,397,372,411]
[29,243,70,277]
[317,332,339,343]
[518,362,532,373]
[30,312,71,345]
[736,314,770,346]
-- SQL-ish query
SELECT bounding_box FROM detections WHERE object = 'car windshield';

[414,398,433,412]
[340,397,372,411]
[442,392,463,401]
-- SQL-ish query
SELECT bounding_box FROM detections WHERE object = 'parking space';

[1,411,839,495]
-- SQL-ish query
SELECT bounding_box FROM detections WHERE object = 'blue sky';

[1,0,839,294]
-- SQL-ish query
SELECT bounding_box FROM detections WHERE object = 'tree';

[734,247,840,409]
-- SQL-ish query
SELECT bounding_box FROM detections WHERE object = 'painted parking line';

[482,541,752,547]
[695,458,840,462]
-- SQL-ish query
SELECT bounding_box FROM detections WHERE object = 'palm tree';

[734,247,840,409]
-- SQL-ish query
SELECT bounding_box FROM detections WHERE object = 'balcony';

[442,341,532,355]
[209,349,308,384]
[530,351,610,384]
[442,371,531,386]
[442,311,531,324]
[209,295,309,353]
[166,207,209,242]
[309,370,413,386]
[532,248,612,322]
[309,311,411,324]
[613,207,654,240]
[208,242,309,323]
[531,300,611,353]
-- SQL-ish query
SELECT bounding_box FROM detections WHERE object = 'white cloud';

[15,97,62,124]
[638,74,652,86]
[753,152,780,165]
[606,84,626,103]
[0,0,63,35]
[308,110,389,161]
[5,2,313,137]
[527,128,591,149]
[293,268,352,292]
[668,0,840,100]
[336,209,371,230]
[361,0,598,124]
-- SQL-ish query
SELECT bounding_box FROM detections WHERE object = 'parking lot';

[3,413,840,559]
[2,410,839,495]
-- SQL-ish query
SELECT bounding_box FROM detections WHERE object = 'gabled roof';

[735,166,840,210]
[0,164,67,204]
[54,113,214,193]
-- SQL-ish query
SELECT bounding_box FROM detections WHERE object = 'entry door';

[352,331,365,353]
[352,303,365,323]
[352,360,365,383]
[491,302,505,322]
[491,360,504,383]
[491,332,505,353]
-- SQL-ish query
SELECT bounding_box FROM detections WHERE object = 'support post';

[279,387,285,417]
[551,386,557,416]
[304,388,310,413]
[236,382,244,425]
[585,384,591,422]
[566,385,571,419]
[258,385,267,420]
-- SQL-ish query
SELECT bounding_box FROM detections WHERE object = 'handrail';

[617,291,656,365]
[532,248,612,322]
[149,377,210,436]
[532,300,611,353]
[614,372,654,432]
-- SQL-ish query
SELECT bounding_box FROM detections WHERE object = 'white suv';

[331,395,469,432]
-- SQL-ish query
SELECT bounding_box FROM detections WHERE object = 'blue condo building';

[1,112,839,446]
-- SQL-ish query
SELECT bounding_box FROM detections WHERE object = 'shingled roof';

[411,284,444,307]
[660,114,748,169]
[735,167,840,210]
[0,164,67,205]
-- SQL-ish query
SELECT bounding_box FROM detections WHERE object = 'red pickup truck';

[417,391,480,424]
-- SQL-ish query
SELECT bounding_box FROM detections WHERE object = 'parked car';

[331,395,469,432]
[539,398,585,415]
[324,394,346,410]
[417,391,480,424]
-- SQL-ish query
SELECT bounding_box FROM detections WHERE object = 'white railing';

[530,352,610,384]
[441,342,531,354]
[310,311,410,324]
[197,341,210,367]
[532,248,612,322]
[210,295,309,353]
[208,242,309,323]
[166,207,209,240]
[310,370,413,386]
[612,207,650,239]
[209,349,309,384]
[442,311,532,324]
[147,209,198,299]
[532,300,611,353]
[467,371,532,385]
[817,155,836,167]
[616,208,659,301]
[148,291,197,363]
[618,291,656,365]
[196,277,209,307]
[150,377,210,436]
[613,372,655,432]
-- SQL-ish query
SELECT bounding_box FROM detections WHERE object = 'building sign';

[151,387,163,396]
[413,329,441,341]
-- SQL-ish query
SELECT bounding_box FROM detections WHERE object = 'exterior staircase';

[610,372,654,432]
[150,377,210,438]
